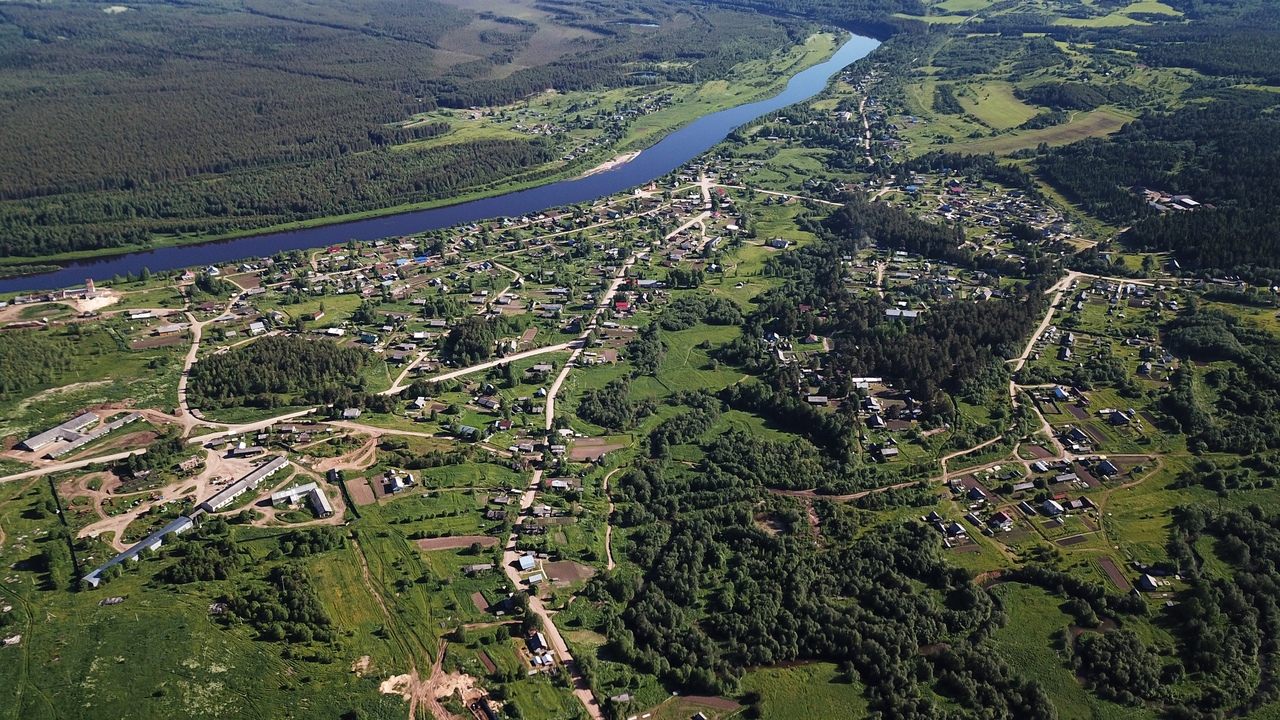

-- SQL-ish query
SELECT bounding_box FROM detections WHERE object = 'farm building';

[198,456,290,513]
[269,482,334,517]
[42,412,143,460]
[18,412,99,452]
[83,515,195,588]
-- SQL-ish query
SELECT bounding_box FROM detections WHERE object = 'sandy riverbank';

[580,150,641,177]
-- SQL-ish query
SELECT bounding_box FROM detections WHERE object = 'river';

[0,32,879,294]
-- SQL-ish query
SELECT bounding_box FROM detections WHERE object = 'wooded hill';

[0,0,804,258]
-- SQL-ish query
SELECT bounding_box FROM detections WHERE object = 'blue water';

[0,33,878,294]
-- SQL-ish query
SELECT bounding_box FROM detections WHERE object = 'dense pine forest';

[0,0,803,258]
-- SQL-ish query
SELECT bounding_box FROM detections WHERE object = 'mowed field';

[958,82,1040,129]
[941,107,1133,155]
[416,535,499,551]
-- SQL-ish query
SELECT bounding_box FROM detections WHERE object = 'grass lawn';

[619,33,840,151]
[505,675,581,720]
[0,477,413,720]
[739,663,869,719]
[0,325,183,440]
[1122,0,1181,15]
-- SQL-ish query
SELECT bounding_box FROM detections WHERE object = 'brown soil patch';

[1098,556,1131,591]
[682,696,742,711]
[568,438,626,461]
[1109,455,1150,464]
[520,327,538,343]
[478,651,497,674]
[543,560,595,585]
[416,535,499,551]
[1067,404,1090,420]
[1036,400,1063,416]
[347,477,377,506]
[227,272,262,289]
[1081,424,1108,445]
[1057,535,1089,547]
[534,516,575,525]
[131,335,187,350]
[1024,444,1054,459]
[1003,528,1035,542]
[472,592,491,614]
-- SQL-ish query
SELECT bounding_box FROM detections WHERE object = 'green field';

[938,107,1133,156]
[989,583,1156,720]
[957,82,1041,129]
[739,663,870,719]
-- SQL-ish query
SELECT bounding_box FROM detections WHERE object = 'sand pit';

[352,656,372,677]
[71,290,122,314]
[380,673,413,699]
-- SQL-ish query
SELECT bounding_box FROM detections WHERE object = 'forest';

[0,0,807,258]
[1150,504,1280,714]
[575,379,657,431]
[0,329,75,401]
[1156,306,1280,454]
[443,315,530,364]
[722,198,1050,417]
[597,431,1056,718]
[187,335,370,409]
[1037,89,1280,277]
